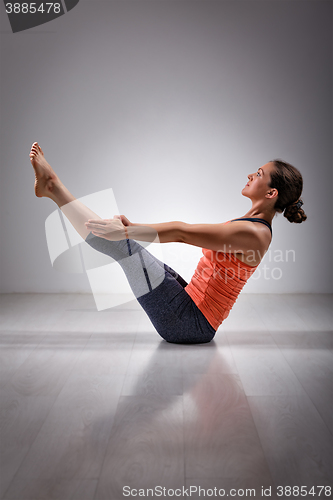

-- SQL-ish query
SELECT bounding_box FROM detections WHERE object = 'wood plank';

[3,478,98,500]
[0,388,55,498]
[248,395,333,488]
[95,395,184,500]
[226,332,306,396]
[272,330,333,433]
[10,374,124,483]
[183,373,270,480]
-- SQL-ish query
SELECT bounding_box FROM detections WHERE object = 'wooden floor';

[0,293,332,500]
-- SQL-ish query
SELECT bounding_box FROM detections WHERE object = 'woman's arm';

[128,221,182,244]
[131,220,267,254]
[85,218,180,245]
[86,217,269,256]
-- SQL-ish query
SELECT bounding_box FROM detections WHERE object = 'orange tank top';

[184,219,266,330]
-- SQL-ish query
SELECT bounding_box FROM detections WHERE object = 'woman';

[29,142,307,344]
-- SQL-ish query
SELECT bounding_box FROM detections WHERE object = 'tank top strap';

[231,217,272,235]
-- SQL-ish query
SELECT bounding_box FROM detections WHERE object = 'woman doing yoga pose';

[29,142,306,344]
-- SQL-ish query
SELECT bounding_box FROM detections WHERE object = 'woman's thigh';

[85,234,215,343]
[86,234,187,297]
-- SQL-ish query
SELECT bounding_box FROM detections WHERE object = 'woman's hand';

[113,214,133,227]
[85,216,127,241]
[86,216,178,245]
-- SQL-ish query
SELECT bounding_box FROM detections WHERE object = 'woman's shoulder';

[228,217,272,232]
[227,217,272,239]
[222,217,272,266]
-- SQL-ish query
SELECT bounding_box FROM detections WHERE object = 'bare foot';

[29,142,59,198]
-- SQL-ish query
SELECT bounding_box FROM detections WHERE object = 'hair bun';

[283,199,307,224]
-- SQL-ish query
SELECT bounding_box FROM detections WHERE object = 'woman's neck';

[242,201,276,223]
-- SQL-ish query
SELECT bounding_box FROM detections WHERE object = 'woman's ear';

[266,188,278,200]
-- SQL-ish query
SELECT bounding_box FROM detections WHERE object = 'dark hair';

[269,159,307,224]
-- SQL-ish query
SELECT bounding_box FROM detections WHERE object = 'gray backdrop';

[0,0,332,294]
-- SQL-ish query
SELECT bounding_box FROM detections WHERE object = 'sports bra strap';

[231,217,272,235]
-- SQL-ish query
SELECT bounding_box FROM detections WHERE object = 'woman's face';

[241,162,276,201]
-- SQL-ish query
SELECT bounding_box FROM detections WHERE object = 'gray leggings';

[85,234,216,344]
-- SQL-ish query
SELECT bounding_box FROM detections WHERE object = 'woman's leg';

[87,234,215,343]
[29,141,187,290]
[29,142,100,240]
[83,234,215,343]
[29,143,215,343]
[29,141,166,295]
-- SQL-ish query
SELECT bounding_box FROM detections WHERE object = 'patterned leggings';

[85,234,216,344]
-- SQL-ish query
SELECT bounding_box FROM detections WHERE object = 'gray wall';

[1,0,332,294]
